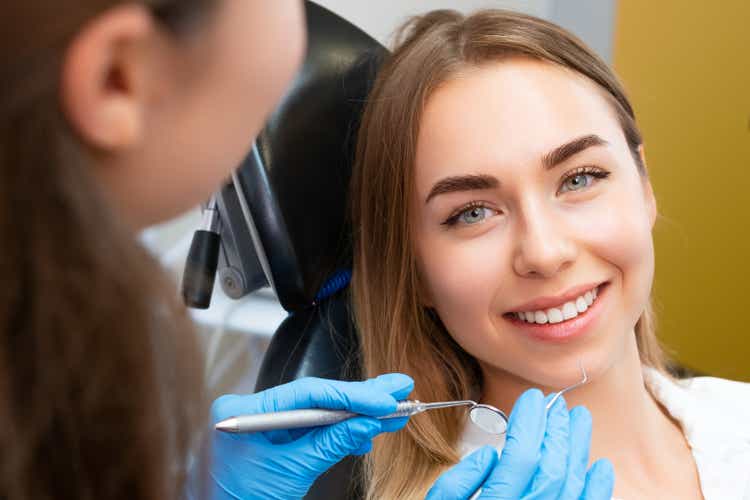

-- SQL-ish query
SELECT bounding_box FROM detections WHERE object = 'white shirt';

[457,368,750,499]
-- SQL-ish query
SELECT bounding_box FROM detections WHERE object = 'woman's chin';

[493,352,611,393]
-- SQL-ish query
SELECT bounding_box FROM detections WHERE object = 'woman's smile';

[503,282,611,343]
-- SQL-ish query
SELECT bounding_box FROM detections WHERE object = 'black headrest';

[227,2,386,312]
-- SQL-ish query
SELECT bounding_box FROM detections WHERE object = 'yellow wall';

[613,1,750,381]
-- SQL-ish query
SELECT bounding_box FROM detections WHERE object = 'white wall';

[312,0,616,62]
[312,0,552,46]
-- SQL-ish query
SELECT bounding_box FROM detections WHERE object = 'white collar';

[458,368,750,499]
[642,367,750,499]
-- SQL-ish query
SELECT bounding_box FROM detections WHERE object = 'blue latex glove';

[209,374,413,500]
[426,446,500,499]
[426,389,615,500]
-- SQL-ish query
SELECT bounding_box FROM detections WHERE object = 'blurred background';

[142,0,749,402]
[614,1,749,382]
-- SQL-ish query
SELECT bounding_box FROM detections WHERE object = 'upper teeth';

[515,287,599,324]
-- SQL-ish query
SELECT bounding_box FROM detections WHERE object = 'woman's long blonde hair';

[351,9,668,499]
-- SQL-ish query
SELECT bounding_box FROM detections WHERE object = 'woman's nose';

[512,205,577,279]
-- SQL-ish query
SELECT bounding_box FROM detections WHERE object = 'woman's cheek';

[569,192,655,311]
[420,231,505,335]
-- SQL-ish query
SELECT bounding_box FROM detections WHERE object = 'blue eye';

[558,167,610,194]
[443,204,497,227]
[561,173,593,192]
[460,206,489,224]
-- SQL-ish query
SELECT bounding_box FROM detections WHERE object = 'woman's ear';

[60,4,159,151]
[638,145,658,228]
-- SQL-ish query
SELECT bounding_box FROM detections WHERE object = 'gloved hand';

[426,389,614,500]
[209,374,413,500]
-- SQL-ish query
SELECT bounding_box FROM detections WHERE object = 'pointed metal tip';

[214,417,239,433]
[546,361,590,411]
[577,360,589,383]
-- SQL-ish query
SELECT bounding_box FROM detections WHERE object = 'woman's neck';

[480,335,697,495]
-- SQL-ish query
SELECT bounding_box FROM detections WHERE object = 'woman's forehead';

[415,60,625,181]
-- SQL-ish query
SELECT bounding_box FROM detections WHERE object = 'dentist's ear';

[638,144,658,228]
[60,3,160,151]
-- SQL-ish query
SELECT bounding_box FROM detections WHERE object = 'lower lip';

[504,283,609,343]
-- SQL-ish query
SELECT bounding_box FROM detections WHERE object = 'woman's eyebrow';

[542,134,609,170]
[424,135,607,204]
[425,174,499,203]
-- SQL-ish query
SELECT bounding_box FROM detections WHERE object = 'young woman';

[352,9,750,499]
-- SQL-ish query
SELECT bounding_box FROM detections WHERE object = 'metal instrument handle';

[234,408,356,432]
[232,401,422,433]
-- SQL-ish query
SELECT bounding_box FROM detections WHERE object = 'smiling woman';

[351,9,750,500]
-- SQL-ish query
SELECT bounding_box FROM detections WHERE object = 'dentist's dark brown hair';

[351,9,667,499]
[0,2,213,499]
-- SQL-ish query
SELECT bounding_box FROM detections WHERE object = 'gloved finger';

[358,373,415,408]
[352,441,373,456]
[580,459,615,500]
[211,394,247,424]
[264,425,312,445]
[379,416,409,433]
[524,395,570,498]
[389,381,415,401]
[258,374,414,417]
[303,416,383,466]
[558,406,592,500]
[427,446,498,500]
[480,389,546,498]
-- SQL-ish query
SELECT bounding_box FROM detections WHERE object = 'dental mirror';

[392,399,509,436]
[468,403,508,435]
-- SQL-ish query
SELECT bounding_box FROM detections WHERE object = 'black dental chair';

[182,2,386,498]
